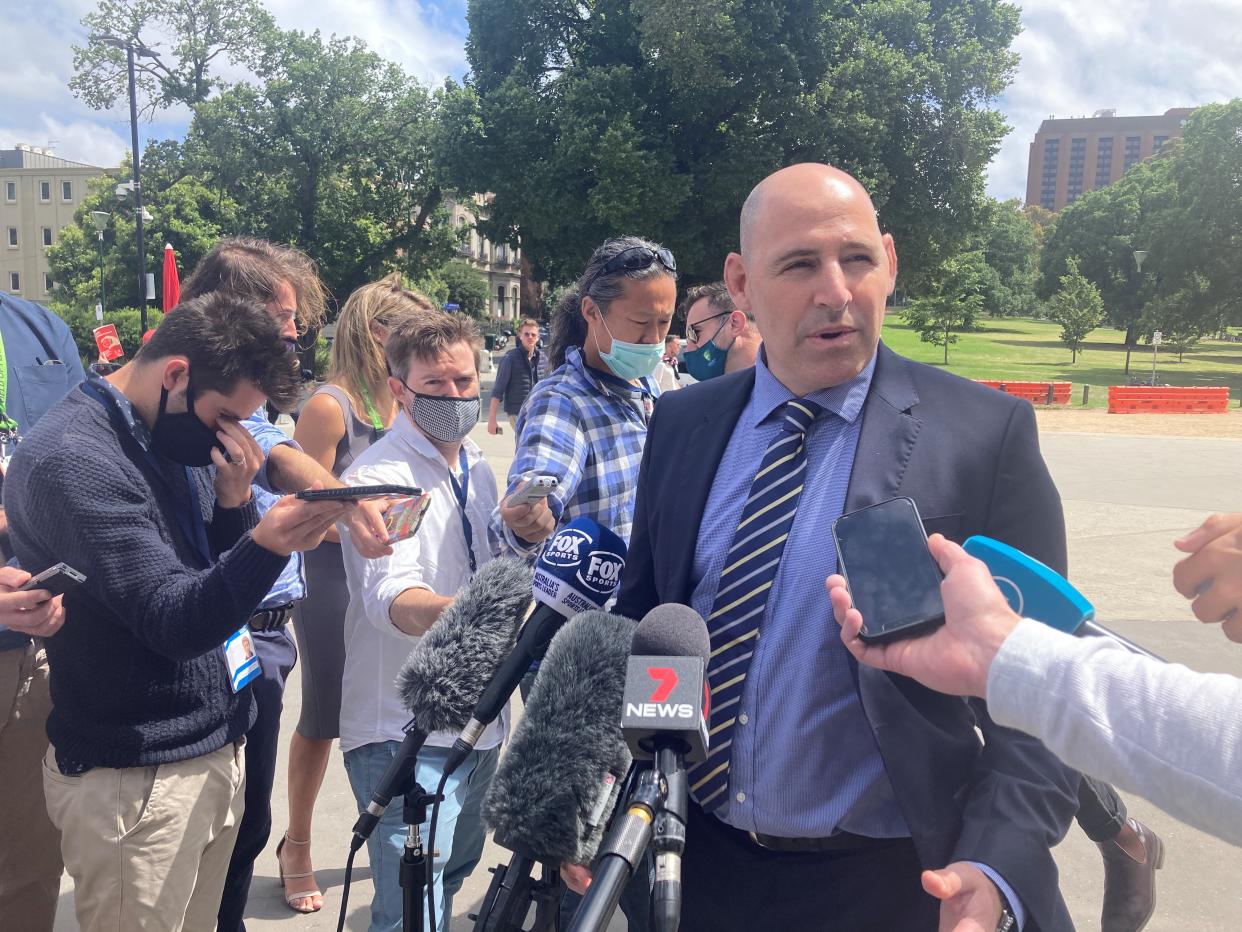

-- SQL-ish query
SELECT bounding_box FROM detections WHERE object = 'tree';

[1144,275,1213,362]
[459,0,1023,288]
[1049,258,1104,363]
[190,29,461,297]
[903,253,988,364]
[978,199,1039,317]
[437,261,491,319]
[70,0,275,116]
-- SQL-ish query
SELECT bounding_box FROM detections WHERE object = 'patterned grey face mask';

[408,392,481,443]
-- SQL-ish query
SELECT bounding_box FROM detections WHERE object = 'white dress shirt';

[338,410,505,754]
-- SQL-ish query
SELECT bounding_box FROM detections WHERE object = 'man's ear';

[723,253,750,317]
[161,357,190,392]
[580,294,598,323]
[387,375,406,401]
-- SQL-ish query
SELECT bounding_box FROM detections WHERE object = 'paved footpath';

[55,420,1242,931]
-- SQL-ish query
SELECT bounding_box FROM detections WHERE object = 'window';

[1153,135,1169,153]
[1095,138,1114,188]
[6,227,16,248]
[4,181,14,202]
[44,273,53,293]
[1123,136,1142,171]
[39,181,51,201]
[41,227,52,247]
[61,180,72,201]
[9,272,19,293]
[497,285,506,317]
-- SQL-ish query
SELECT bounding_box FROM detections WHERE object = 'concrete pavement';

[54,421,1242,931]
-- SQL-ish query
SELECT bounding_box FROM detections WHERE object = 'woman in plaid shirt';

[492,235,678,561]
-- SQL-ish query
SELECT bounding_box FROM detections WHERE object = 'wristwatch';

[995,898,1017,932]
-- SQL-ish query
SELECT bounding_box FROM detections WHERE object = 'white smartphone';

[505,475,558,509]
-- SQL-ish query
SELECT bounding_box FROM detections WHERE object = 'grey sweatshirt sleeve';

[987,618,1242,846]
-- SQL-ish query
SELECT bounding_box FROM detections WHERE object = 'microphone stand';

[470,851,565,932]
[568,768,668,932]
[650,746,687,932]
[401,780,439,932]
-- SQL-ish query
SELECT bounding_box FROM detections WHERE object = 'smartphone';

[296,484,421,503]
[384,492,433,544]
[505,475,558,509]
[832,497,945,643]
[20,562,87,599]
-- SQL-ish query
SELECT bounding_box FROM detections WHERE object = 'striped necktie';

[689,398,822,812]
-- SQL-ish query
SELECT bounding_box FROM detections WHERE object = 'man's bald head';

[739,164,881,256]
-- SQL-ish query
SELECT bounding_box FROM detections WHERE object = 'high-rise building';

[1025,108,1194,211]
[0,145,110,301]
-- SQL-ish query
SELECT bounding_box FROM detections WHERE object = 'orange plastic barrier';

[1107,386,1230,414]
[976,380,1073,405]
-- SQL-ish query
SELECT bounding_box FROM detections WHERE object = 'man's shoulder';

[880,347,1026,418]
[654,369,754,422]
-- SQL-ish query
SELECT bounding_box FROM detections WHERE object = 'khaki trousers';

[43,738,246,932]
[0,642,63,931]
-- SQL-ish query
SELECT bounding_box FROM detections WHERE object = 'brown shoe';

[1099,818,1165,932]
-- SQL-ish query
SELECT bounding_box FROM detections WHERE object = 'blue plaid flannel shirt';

[492,347,660,558]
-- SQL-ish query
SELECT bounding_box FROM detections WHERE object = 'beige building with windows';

[1025,108,1194,211]
[447,194,523,321]
[1,145,110,301]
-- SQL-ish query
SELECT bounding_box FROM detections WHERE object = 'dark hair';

[679,281,739,320]
[180,237,328,330]
[548,235,678,367]
[385,311,484,383]
[140,292,303,411]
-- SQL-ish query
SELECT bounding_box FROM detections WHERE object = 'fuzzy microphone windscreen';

[483,610,636,865]
[396,556,533,734]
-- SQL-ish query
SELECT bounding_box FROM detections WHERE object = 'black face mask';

[150,380,224,467]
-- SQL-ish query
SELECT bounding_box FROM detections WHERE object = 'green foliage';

[70,0,275,116]
[413,270,450,309]
[461,0,1023,287]
[902,254,988,364]
[1049,258,1104,362]
[56,304,165,364]
[1143,275,1213,362]
[978,199,1039,317]
[437,261,491,319]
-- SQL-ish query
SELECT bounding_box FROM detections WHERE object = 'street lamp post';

[90,210,110,320]
[1128,250,1149,377]
[91,33,158,332]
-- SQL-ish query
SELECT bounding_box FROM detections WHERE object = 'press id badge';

[224,627,261,692]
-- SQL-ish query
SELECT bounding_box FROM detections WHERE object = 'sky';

[3,0,1240,204]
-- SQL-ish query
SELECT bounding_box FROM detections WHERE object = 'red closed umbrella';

[162,243,181,312]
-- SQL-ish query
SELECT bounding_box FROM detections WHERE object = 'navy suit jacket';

[615,342,1079,931]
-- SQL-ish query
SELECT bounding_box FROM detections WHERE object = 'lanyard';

[80,380,213,565]
[447,446,476,574]
[357,381,386,439]
[0,327,17,433]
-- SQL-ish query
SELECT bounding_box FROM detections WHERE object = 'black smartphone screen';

[832,497,945,642]
[295,484,421,503]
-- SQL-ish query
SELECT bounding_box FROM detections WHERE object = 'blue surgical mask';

[682,317,734,381]
[594,314,664,381]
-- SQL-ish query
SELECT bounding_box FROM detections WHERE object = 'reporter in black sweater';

[2,293,355,932]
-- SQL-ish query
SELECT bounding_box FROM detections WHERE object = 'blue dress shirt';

[689,351,1025,925]
[244,409,305,608]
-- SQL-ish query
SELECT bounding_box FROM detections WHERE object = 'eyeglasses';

[688,310,731,344]
[583,246,677,295]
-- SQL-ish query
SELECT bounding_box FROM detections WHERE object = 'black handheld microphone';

[621,604,712,932]
[443,517,628,778]
[350,557,532,850]
[483,610,637,865]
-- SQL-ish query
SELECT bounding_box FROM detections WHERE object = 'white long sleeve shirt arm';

[987,619,1242,847]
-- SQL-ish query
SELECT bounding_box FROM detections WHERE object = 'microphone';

[621,605,712,932]
[964,536,1164,661]
[482,610,637,865]
[444,517,627,777]
[350,557,533,849]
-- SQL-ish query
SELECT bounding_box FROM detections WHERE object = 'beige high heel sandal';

[276,832,323,914]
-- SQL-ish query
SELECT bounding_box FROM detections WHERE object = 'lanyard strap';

[357,381,386,438]
[0,327,16,433]
[447,446,476,574]
[80,380,213,564]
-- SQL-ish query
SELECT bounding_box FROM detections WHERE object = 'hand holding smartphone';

[832,497,944,643]
[20,563,87,600]
[296,484,421,503]
[504,475,558,509]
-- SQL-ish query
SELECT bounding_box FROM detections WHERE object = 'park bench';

[1107,385,1230,414]
[976,380,1072,405]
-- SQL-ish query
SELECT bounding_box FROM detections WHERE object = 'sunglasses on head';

[584,246,677,294]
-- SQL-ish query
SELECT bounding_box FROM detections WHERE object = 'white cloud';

[987,0,1242,201]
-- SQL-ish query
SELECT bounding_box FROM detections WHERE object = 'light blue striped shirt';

[689,351,1024,924]
[245,409,305,608]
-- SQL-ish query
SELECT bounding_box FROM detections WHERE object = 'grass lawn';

[879,315,1242,409]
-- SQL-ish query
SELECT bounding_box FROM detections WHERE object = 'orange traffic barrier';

[976,380,1073,405]
[1107,386,1230,414]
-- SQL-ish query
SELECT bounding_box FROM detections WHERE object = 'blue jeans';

[344,741,499,932]
[218,626,298,932]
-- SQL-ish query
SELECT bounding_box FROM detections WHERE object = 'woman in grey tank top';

[276,274,436,913]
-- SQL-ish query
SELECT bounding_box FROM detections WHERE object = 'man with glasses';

[488,317,548,438]
[680,282,762,382]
